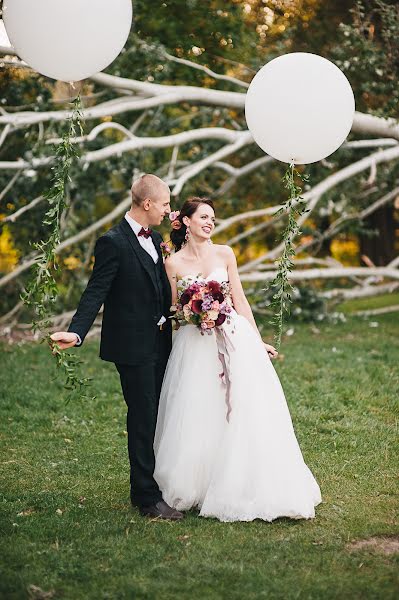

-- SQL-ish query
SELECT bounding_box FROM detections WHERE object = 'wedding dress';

[154,267,322,522]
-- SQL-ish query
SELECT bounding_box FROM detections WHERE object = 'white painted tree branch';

[0,195,132,290]
[172,132,252,196]
[237,144,399,271]
[2,195,44,223]
[322,281,399,300]
[163,51,249,89]
[83,127,249,164]
[353,304,399,316]
[0,170,21,203]
[239,267,399,283]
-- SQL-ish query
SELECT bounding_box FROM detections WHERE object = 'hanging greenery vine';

[268,163,309,347]
[21,95,91,397]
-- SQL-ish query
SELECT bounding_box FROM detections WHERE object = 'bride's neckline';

[177,266,228,281]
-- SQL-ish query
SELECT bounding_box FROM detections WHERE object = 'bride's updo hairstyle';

[170,197,215,251]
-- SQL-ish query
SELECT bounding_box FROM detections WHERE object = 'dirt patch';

[347,535,399,555]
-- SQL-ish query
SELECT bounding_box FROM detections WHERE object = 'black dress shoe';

[139,500,184,520]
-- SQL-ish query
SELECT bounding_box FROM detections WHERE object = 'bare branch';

[0,170,21,203]
[239,267,399,283]
[322,281,399,300]
[237,144,399,271]
[84,127,248,165]
[0,195,132,290]
[2,195,44,223]
[163,51,249,89]
[172,132,252,196]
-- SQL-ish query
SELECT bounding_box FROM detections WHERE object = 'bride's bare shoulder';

[165,251,183,273]
[214,244,236,259]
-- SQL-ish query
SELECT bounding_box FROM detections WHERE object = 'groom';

[50,174,183,520]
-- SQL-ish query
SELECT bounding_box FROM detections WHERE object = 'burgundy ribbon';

[216,327,235,423]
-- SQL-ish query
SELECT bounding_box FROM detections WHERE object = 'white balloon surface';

[3,0,132,82]
[245,53,355,164]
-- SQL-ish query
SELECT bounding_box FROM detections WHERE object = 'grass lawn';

[1,313,398,599]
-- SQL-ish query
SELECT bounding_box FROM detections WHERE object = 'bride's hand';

[264,343,278,359]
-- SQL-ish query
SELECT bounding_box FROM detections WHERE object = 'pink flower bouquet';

[171,278,233,333]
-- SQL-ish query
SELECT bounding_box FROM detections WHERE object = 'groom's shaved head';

[131,174,170,206]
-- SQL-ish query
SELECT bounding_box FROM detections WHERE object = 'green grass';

[1,314,398,599]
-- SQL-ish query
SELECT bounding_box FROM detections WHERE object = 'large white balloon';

[3,0,132,82]
[245,53,355,165]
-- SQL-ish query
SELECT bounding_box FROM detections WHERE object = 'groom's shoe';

[139,500,184,520]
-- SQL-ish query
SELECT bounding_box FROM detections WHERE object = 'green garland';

[269,163,309,348]
[22,95,91,398]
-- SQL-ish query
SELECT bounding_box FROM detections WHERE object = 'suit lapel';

[120,219,158,292]
[151,231,163,263]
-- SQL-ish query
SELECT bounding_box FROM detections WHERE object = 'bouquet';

[171,278,233,333]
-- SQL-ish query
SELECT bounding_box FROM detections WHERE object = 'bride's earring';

[184,226,190,244]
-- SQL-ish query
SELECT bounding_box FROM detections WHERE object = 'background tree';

[0,0,398,338]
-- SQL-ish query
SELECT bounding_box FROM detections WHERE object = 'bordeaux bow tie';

[138,227,153,239]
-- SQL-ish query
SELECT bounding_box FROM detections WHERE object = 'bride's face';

[186,204,216,241]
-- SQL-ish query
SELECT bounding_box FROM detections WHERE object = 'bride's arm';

[224,246,278,358]
[165,257,178,306]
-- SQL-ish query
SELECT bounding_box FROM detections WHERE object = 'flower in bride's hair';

[169,210,182,230]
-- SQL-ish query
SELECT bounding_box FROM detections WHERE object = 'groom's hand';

[50,331,78,350]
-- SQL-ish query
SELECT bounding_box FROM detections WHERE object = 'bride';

[154,197,321,522]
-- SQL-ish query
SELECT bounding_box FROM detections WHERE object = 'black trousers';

[115,330,168,507]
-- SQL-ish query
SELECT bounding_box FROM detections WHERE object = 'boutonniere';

[160,241,172,261]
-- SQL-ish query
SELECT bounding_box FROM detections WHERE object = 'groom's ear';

[143,198,151,211]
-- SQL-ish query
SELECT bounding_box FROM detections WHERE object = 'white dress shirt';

[124,213,159,263]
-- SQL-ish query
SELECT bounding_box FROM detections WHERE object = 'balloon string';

[267,163,309,348]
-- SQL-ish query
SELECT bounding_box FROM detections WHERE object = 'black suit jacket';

[68,218,172,365]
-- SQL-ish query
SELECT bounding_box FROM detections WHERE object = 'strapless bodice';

[177,267,229,285]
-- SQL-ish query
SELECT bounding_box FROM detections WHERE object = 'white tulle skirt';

[154,311,322,522]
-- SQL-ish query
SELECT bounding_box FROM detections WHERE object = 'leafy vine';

[268,163,309,347]
[21,95,91,398]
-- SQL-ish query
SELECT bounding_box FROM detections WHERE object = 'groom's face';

[147,188,171,226]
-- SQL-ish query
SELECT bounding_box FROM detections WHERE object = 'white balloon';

[3,0,132,82]
[245,53,355,165]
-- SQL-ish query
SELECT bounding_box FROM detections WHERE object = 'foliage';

[268,164,309,346]
[0,0,398,324]
[333,0,399,118]
[20,96,91,397]
[0,224,20,272]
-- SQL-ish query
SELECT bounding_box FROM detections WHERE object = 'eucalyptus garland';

[22,95,91,397]
[269,163,309,347]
